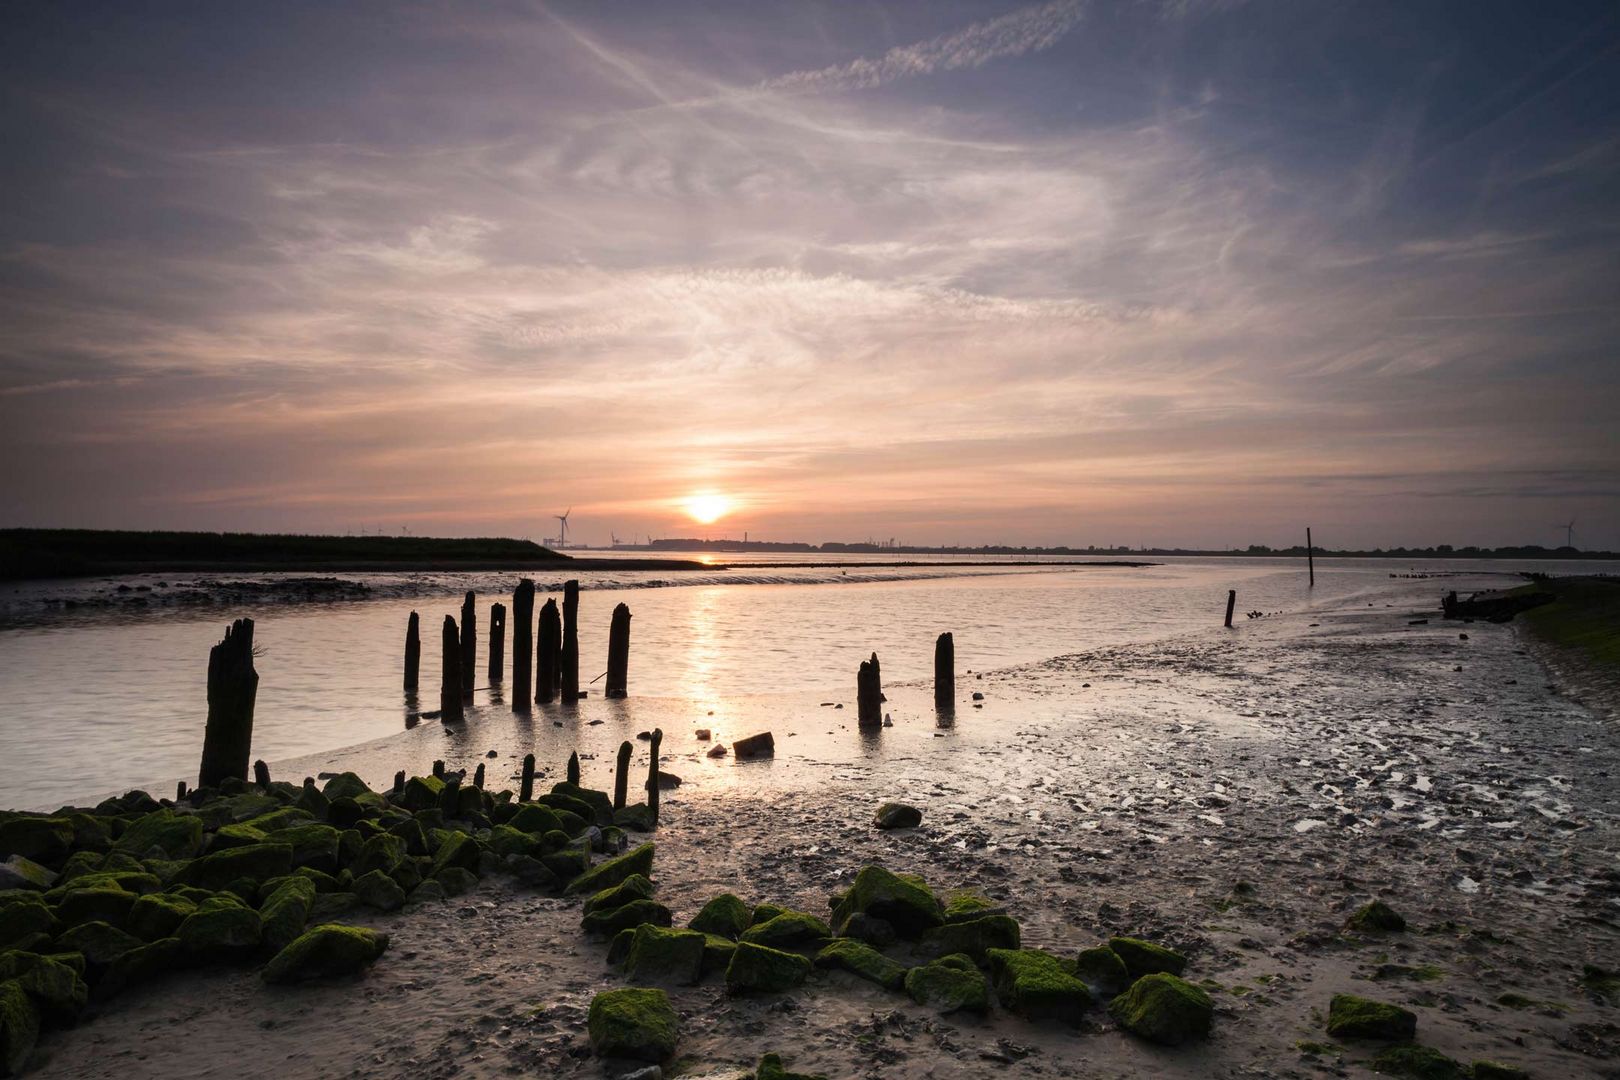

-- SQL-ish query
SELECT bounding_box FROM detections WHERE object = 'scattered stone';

[830,866,943,939]
[1347,900,1407,933]
[1108,936,1187,979]
[942,890,1003,924]
[707,745,728,759]
[921,914,1020,964]
[741,911,831,949]
[0,857,56,893]
[905,953,990,1014]
[814,938,907,991]
[352,869,406,912]
[1370,1044,1465,1079]
[587,987,679,1063]
[1074,945,1130,995]
[988,948,1092,1026]
[584,874,656,916]
[258,876,316,954]
[874,803,922,830]
[624,925,706,985]
[689,893,752,940]
[732,732,775,760]
[127,892,197,942]
[584,900,674,939]
[726,941,812,994]
[262,924,389,984]
[0,979,40,1076]
[567,843,655,896]
[1325,994,1417,1041]
[1108,973,1213,1045]
[177,896,262,958]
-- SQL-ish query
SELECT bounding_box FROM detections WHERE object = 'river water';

[0,554,1600,809]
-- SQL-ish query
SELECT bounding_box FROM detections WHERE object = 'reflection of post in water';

[857,652,884,729]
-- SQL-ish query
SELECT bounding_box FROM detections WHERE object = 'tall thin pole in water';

[511,580,535,709]
[934,632,954,713]
[488,602,506,683]
[537,598,560,704]
[459,591,476,698]
[199,618,258,788]
[561,579,580,702]
[1307,527,1315,588]
[606,602,631,699]
[1224,590,1236,628]
[440,615,464,723]
[403,611,420,693]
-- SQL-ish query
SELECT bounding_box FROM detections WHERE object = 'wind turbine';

[555,508,572,549]
[1556,518,1576,549]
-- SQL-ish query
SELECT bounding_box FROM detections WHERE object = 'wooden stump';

[440,615,464,723]
[198,618,259,789]
[934,632,954,713]
[646,728,663,826]
[561,579,580,702]
[473,763,485,789]
[614,741,633,810]
[605,602,632,699]
[439,774,461,817]
[459,591,477,698]
[511,579,535,710]
[857,652,883,729]
[433,759,445,779]
[176,781,188,802]
[253,760,270,789]
[520,753,536,802]
[1224,590,1236,628]
[537,598,560,704]
[488,602,506,683]
[393,770,406,794]
[567,750,580,786]
[404,611,420,693]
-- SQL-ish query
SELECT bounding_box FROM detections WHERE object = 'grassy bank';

[0,529,569,580]
[1516,576,1620,673]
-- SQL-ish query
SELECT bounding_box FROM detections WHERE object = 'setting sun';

[682,493,733,525]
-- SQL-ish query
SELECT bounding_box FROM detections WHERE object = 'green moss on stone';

[689,893,751,939]
[1370,1044,1464,1079]
[942,890,1002,924]
[565,843,654,897]
[52,920,142,967]
[726,941,812,994]
[0,817,75,866]
[177,896,261,957]
[741,910,831,950]
[830,866,943,939]
[1108,936,1188,979]
[0,899,56,951]
[262,923,389,983]
[921,914,1020,965]
[873,803,921,829]
[550,783,614,825]
[0,978,40,1076]
[428,832,482,877]
[583,874,654,916]
[1075,945,1130,994]
[54,887,137,929]
[624,924,706,985]
[177,842,293,890]
[127,892,195,941]
[1348,900,1407,934]
[988,948,1092,1025]
[814,937,907,991]
[613,803,655,833]
[113,811,203,860]
[756,1051,830,1080]
[1325,994,1417,1041]
[1470,1061,1530,1080]
[1109,973,1214,1045]
[258,876,315,955]
[506,803,563,836]
[352,869,406,912]
[586,986,678,1063]
[904,953,990,1014]
[583,899,672,939]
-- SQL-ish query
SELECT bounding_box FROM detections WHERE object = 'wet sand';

[26,587,1620,1079]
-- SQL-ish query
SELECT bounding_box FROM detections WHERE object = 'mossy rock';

[624,925,706,986]
[840,913,897,947]
[756,1051,830,1080]
[0,898,55,953]
[127,893,196,941]
[814,937,907,991]
[66,814,113,853]
[1347,900,1407,934]
[488,825,544,861]
[352,869,406,912]
[177,843,293,891]
[565,843,654,897]
[259,877,315,955]
[55,887,137,930]
[95,936,182,1001]
[873,803,922,830]
[0,856,56,895]
[504,854,558,890]
[1108,936,1188,979]
[241,808,314,834]
[295,784,330,819]
[209,823,270,851]
[741,911,832,950]
[429,832,482,877]
[583,900,673,940]
[308,891,359,921]
[586,987,678,1063]
[607,928,637,967]
[536,792,596,825]
[53,920,142,968]
[614,803,655,833]
[53,852,99,885]
[689,893,751,940]
[583,874,655,917]
[45,870,158,899]
[1109,973,1213,1045]
[435,867,479,897]
[386,818,430,857]
[321,772,382,805]
[266,824,343,874]
[1470,1061,1530,1080]
[831,866,942,939]
[506,803,564,836]
[752,902,787,926]
[1370,1044,1465,1079]
[0,978,40,1077]
[396,776,445,813]
[202,792,281,826]
[904,953,990,1014]
[0,951,87,1025]
[541,849,589,883]
[409,880,446,904]
[177,896,262,958]
[726,941,812,994]
[390,858,423,893]
[1325,994,1417,1041]
[701,934,737,977]
[113,811,202,860]
[0,817,75,866]
[942,890,1003,924]
[988,947,1092,1025]
[263,923,389,984]
[1075,945,1130,994]
[352,834,405,878]
[550,783,614,826]
[921,914,1020,965]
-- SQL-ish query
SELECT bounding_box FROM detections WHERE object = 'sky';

[2,1,1618,551]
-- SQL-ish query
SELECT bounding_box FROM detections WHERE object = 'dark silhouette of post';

[440,615,464,723]
[537,598,560,704]
[646,728,663,826]
[404,611,420,693]
[253,760,270,789]
[459,592,476,698]
[511,579,535,709]
[606,602,631,698]
[561,580,580,702]
[520,753,536,802]
[392,770,405,794]
[473,763,485,789]
[199,618,259,789]
[934,632,954,712]
[1224,590,1236,628]
[433,759,445,779]
[176,781,187,802]
[1307,527,1315,588]
[488,602,506,683]
[567,750,580,786]
[857,652,883,729]
[614,741,633,810]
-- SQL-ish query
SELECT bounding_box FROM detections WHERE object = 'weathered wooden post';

[646,728,663,826]
[614,741,633,810]
[393,770,406,794]
[561,579,580,702]
[440,615,464,723]
[934,632,954,712]
[488,602,506,683]
[459,591,476,698]
[1307,527,1315,588]
[473,763,485,789]
[175,780,188,802]
[404,611,420,693]
[1224,590,1236,628]
[537,598,561,704]
[198,618,259,789]
[511,579,535,709]
[857,652,883,729]
[440,774,462,817]
[433,759,445,779]
[520,753,536,802]
[567,751,580,786]
[605,602,631,699]
[253,760,270,789]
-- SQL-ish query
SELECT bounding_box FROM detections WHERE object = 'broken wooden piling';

[198,618,259,789]
[253,760,270,789]
[512,579,535,709]
[1224,590,1236,628]
[537,598,560,704]
[433,759,445,779]
[520,753,536,802]
[614,741,632,810]
[1307,527,1315,588]
[605,602,631,699]
[175,781,188,802]
[561,579,580,702]
[646,728,663,826]
[393,770,406,794]
[567,751,580,786]
[404,611,420,693]
[488,602,506,683]
[857,652,883,729]
[473,763,485,789]
[459,591,477,698]
[439,615,464,723]
[934,632,954,712]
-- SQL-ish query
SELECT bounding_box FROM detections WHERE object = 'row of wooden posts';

[401,579,634,723]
